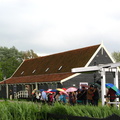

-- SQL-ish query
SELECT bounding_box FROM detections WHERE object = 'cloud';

[0,0,120,56]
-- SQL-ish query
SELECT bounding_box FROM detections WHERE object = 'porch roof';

[1,73,74,84]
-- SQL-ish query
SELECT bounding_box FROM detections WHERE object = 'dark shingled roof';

[0,44,100,84]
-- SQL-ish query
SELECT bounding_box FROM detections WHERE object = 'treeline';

[0,46,38,81]
[112,52,120,62]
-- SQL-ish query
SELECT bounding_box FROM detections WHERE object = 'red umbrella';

[66,87,77,92]
[62,88,67,91]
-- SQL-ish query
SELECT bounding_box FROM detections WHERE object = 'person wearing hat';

[87,85,94,105]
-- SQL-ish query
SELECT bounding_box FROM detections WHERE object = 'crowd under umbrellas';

[31,84,120,106]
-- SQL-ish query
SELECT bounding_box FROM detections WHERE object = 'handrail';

[14,90,28,99]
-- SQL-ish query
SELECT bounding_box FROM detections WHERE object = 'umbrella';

[106,83,118,91]
[106,83,120,95]
[59,91,68,96]
[32,88,37,94]
[89,83,101,88]
[117,90,120,95]
[56,88,65,92]
[36,90,40,93]
[66,87,77,92]
[39,89,44,92]
[50,89,58,92]
[62,88,67,91]
[47,89,52,91]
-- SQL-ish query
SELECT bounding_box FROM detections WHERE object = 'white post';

[6,84,8,99]
[101,68,106,106]
[35,82,38,90]
[114,68,119,102]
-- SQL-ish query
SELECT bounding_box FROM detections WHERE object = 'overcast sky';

[0,0,120,56]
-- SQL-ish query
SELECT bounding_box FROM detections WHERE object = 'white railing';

[14,90,28,99]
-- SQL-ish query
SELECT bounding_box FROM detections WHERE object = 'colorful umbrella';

[56,88,65,92]
[106,83,120,95]
[62,88,67,91]
[116,90,120,95]
[39,89,44,92]
[47,89,52,92]
[59,91,68,96]
[106,83,117,91]
[50,89,58,92]
[66,87,77,92]
[32,88,37,94]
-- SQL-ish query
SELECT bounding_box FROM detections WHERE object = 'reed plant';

[0,100,120,120]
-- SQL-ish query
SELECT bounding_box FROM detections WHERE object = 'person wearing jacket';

[87,85,94,105]
[81,87,87,105]
[107,88,116,107]
[93,86,99,106]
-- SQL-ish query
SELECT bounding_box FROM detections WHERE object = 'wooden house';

[0,43,119,99]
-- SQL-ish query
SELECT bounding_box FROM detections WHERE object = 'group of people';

[32,85,100,106]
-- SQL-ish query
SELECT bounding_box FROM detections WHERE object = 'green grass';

[0,101,119,120]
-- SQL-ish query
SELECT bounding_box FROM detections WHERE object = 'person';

[41,91,47,104]
[87,85,94,105]
[107,88,116,107]
[9,89,13,100]
[48,93,54,105]
[32,89,37,102]
[59,93,67,104]
[77,90,82,104]
[81,86,87,105]
[69,92,76,105]
[55,93,60,102]
[36,92,41,102]
[92,86,99,106]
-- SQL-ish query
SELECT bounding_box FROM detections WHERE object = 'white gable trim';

[85,44,102,67]
[61,43,118,83]
[11,59,25,77]
[101,44,120,71]
[85,43,115,67]
[60,73,81,83]
[101,43,115,63]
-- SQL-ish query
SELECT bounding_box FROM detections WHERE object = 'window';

[58,66,62,70]
[21,71,24,75]
[79,82,88,89]
[45,68,49,72]
[32,69,36,73]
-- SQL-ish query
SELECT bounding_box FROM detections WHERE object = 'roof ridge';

[25,44,101,61]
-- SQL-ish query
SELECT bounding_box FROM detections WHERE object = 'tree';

[0,46,39,80]
[112,51,120,62]
[21,49,38,60]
